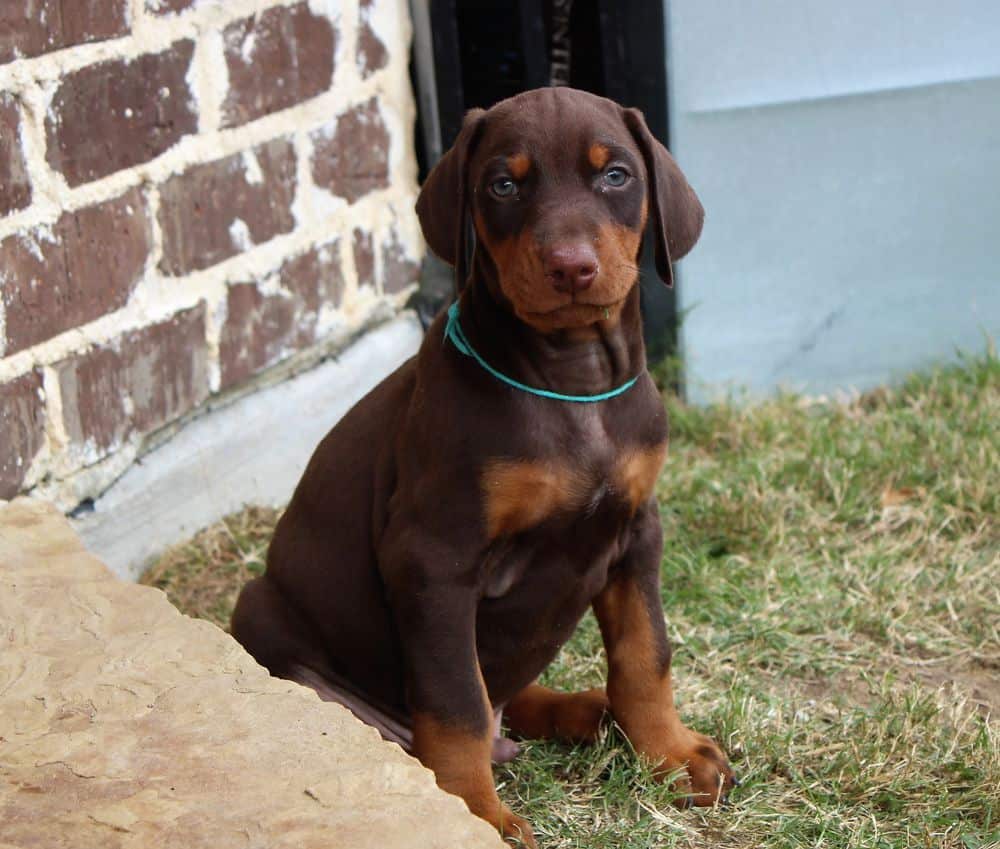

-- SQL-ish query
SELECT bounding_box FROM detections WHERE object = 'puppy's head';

[416,88,703,332]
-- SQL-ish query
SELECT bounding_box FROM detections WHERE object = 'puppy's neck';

[458,277,646,399]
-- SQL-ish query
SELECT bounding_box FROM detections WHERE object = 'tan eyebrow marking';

[507,153,531,180]
[588,143,611,170]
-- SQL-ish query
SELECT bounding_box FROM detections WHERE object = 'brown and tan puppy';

[231,87,733,847]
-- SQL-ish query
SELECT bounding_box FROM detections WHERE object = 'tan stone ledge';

[0,499,504,849]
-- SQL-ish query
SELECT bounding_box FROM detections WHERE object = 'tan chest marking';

[482,444,667,540]
[615,443,668,511]
[482,459,590,540]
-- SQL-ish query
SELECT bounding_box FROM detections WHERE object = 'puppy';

[232,87,733,847]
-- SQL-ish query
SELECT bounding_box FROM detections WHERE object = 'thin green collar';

[444,301,640,403]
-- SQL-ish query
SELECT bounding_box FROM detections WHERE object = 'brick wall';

[0,0,422,507]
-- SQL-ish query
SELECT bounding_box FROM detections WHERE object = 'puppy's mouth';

[499,266,635,329]
[526,296,626,317]
[518,298,627,331]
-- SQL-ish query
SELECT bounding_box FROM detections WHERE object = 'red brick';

[357,0,388,79]
[351,226,416,296]
[380,228,418,294]
[1,188,150,356]
[0,0,129,65]
[45,40,197,186]
[158,139,297,276]
[280,240,345,314]
[311,98,390,203]
[0,94,31,216]
[352,228,374,290]
[0,370,45,499]
[221,3,336,128]
[56,304,208,455]
[146,0,195,15]
[219,284,300,389]
[219,241,344,388]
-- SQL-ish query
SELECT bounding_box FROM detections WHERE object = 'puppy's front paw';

[653,726,735,807]
[494,803,537,848]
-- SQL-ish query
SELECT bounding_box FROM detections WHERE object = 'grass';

[143,349,1000,849]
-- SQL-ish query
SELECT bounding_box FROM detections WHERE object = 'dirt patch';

[915,659,1000,717]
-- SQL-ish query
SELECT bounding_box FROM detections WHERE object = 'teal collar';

[444,301,640,403]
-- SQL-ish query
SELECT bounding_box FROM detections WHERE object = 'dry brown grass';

[142,505,279,629]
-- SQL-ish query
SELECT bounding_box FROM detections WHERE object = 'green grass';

[143,350,1000,849]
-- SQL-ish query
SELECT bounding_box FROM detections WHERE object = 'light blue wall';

[667,1,1000,400]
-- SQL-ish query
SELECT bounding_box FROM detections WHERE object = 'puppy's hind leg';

[505,683,609,744]
[230,574,325,679]
[231,576,416,750]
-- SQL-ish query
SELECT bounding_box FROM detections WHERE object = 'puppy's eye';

[603,167,629,187]
[489,178,518,198]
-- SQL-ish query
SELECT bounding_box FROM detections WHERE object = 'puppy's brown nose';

[545,244,598,294]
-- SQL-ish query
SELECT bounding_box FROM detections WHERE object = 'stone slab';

[0,498,503,849]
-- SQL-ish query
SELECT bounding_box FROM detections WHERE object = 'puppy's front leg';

[594,501,735,806]
[381,542,536,848]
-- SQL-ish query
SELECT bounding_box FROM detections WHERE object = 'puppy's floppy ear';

[623,107,704,287]
[415,108,486,292]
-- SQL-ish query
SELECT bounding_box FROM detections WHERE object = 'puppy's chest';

[480,439,667,542]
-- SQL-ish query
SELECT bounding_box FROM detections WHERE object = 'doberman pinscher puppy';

[231,87,734,846]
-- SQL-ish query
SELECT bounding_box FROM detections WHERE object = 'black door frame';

[408,0,678,364]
